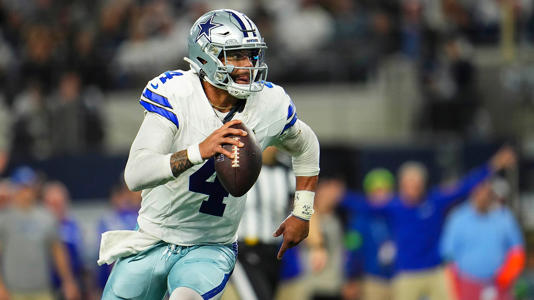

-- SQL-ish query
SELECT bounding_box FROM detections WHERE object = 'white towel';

[97,230,160,265]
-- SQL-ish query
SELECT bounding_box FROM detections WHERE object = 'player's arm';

[124,112,246,191]
[273,119,320,259]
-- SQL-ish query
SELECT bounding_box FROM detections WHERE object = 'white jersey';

[133,69,298,246]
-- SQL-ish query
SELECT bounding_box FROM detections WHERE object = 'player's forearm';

[296,175,318,191]
[170,150,193,177]
[125,150,175,191]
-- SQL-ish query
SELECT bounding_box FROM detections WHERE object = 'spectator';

[11,82,51,160]
[96,179,141,290]
[48,71,105,155]
[0,180,12,211]
[342,168,396,300]
[0,98,10,175]
[43,181,84,298]
[342,146,516,300]
[441,179,525,300]
[514,232,534,300]
[419,35,480,136]
[19,24,60,94]
[0,166,80,300]
[303,176,345,300]
[69,28,110,90]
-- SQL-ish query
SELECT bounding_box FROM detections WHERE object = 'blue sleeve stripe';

[140,100,179,128]
[281,114,298,135]
[142,88,172,109]
[287,102,296,120]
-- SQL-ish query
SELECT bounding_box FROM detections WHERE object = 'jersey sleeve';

[281,98,298,135]
[138,72,183,129]
[266,85,320,177]
[124,113,176,191]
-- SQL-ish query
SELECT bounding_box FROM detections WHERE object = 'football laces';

[231,137,240,168]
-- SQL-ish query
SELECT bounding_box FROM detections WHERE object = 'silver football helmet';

[185,9,268,99]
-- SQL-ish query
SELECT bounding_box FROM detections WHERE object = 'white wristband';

[291,190,315,221]
[187,143,204,165]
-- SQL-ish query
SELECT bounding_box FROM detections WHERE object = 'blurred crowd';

[1,0,534,162]
[0,149,532,300]
[262,146,533,300]
[0,166,141,300]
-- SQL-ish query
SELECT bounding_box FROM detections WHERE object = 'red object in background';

[447,264,515,300]
[495,246,526,291]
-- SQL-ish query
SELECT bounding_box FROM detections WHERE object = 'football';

[214,122,262,197]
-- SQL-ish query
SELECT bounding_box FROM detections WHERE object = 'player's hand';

[0,286,10,300]
[62,280,81,300]
[490,146,517,172]
[273,215,309,260]
[199,120,248,159]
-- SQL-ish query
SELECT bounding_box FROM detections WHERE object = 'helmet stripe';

[241,14,257,37]
[225,10,249,37]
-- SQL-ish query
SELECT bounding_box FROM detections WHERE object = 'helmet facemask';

[216,47,268,99]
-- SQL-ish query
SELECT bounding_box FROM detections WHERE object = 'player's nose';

[235,57,253,68]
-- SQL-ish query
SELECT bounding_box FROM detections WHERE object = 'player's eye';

[224,50,259,62]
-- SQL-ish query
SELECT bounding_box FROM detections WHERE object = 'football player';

[98,9,320,300]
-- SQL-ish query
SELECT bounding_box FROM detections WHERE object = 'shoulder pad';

[138,70,189,128]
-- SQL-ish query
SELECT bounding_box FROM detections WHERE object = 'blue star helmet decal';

[196,15,222,42]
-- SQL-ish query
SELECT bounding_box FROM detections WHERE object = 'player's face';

[221,49,260,84]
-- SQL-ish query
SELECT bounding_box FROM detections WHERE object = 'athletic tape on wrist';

[292,190,315,220]
[187,143,204,165]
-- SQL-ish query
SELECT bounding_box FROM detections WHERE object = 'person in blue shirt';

[43,181,84,297]
[96,180,141,290]
[441,178,525,300]
[342,146,516,300]
[342,168,395,300]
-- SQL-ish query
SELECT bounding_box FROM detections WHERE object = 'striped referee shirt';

[238,164,295,245]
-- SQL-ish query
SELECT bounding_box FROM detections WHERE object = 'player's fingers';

[215,145,234,159]
[221,119,242,129]
[222,137,244,147]
[277,240,289,260]
[273,223,284,237]
[221,128,247,137]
